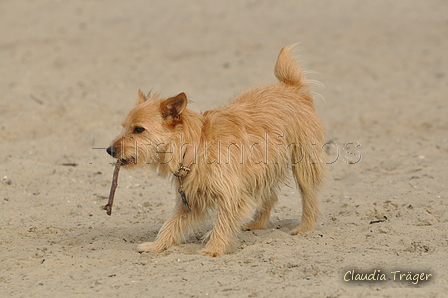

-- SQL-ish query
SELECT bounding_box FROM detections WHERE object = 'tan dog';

[106,45,326,256]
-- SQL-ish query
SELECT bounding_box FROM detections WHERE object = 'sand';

[1,0,447,297]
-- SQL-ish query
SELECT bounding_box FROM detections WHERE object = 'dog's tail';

[274,44,306,88]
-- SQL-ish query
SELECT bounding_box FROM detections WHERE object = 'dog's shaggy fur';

[107,45,326,256]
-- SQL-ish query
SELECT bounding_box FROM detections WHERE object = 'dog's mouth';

[120,157,135,165]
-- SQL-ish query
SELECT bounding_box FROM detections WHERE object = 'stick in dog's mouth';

[102,159,122,215]
[120,157,135,165]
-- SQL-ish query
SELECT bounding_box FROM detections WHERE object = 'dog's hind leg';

[290,152,325,235]
[245,189,278,230]
[291,178,319,234]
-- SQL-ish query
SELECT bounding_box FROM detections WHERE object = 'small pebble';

[2,176,12,185]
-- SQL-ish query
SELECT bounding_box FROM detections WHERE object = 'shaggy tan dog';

[107,45,326,256]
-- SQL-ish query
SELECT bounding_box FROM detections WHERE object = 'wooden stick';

[102,159,122,216]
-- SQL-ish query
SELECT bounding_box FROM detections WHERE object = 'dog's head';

[106,90,187,168]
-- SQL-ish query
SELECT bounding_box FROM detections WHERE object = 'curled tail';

[274,45,306,88]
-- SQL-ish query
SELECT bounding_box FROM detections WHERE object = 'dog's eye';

[133,127,145,134]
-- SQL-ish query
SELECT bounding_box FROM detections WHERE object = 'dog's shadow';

[129,218,299,243]
[89,218,301,256]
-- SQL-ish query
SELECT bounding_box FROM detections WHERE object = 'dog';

[106,45,326,256]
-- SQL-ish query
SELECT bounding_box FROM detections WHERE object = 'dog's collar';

[173,145,196,212]
[174,146,195,178]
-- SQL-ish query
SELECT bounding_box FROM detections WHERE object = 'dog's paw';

[243,222,266,231]
[291,225,313,235]
[137,242,167,253]
[200,243,228,257]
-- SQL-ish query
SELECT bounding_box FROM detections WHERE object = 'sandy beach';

[1,0,447,297]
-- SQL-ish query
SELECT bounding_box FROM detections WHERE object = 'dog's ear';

[137,89,147,104]
[160,93,187,125]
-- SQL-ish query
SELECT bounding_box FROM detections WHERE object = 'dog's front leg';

[200,195,251,257]
[137,201,195,253]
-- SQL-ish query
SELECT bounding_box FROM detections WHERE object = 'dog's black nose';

[106,146,117,157]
